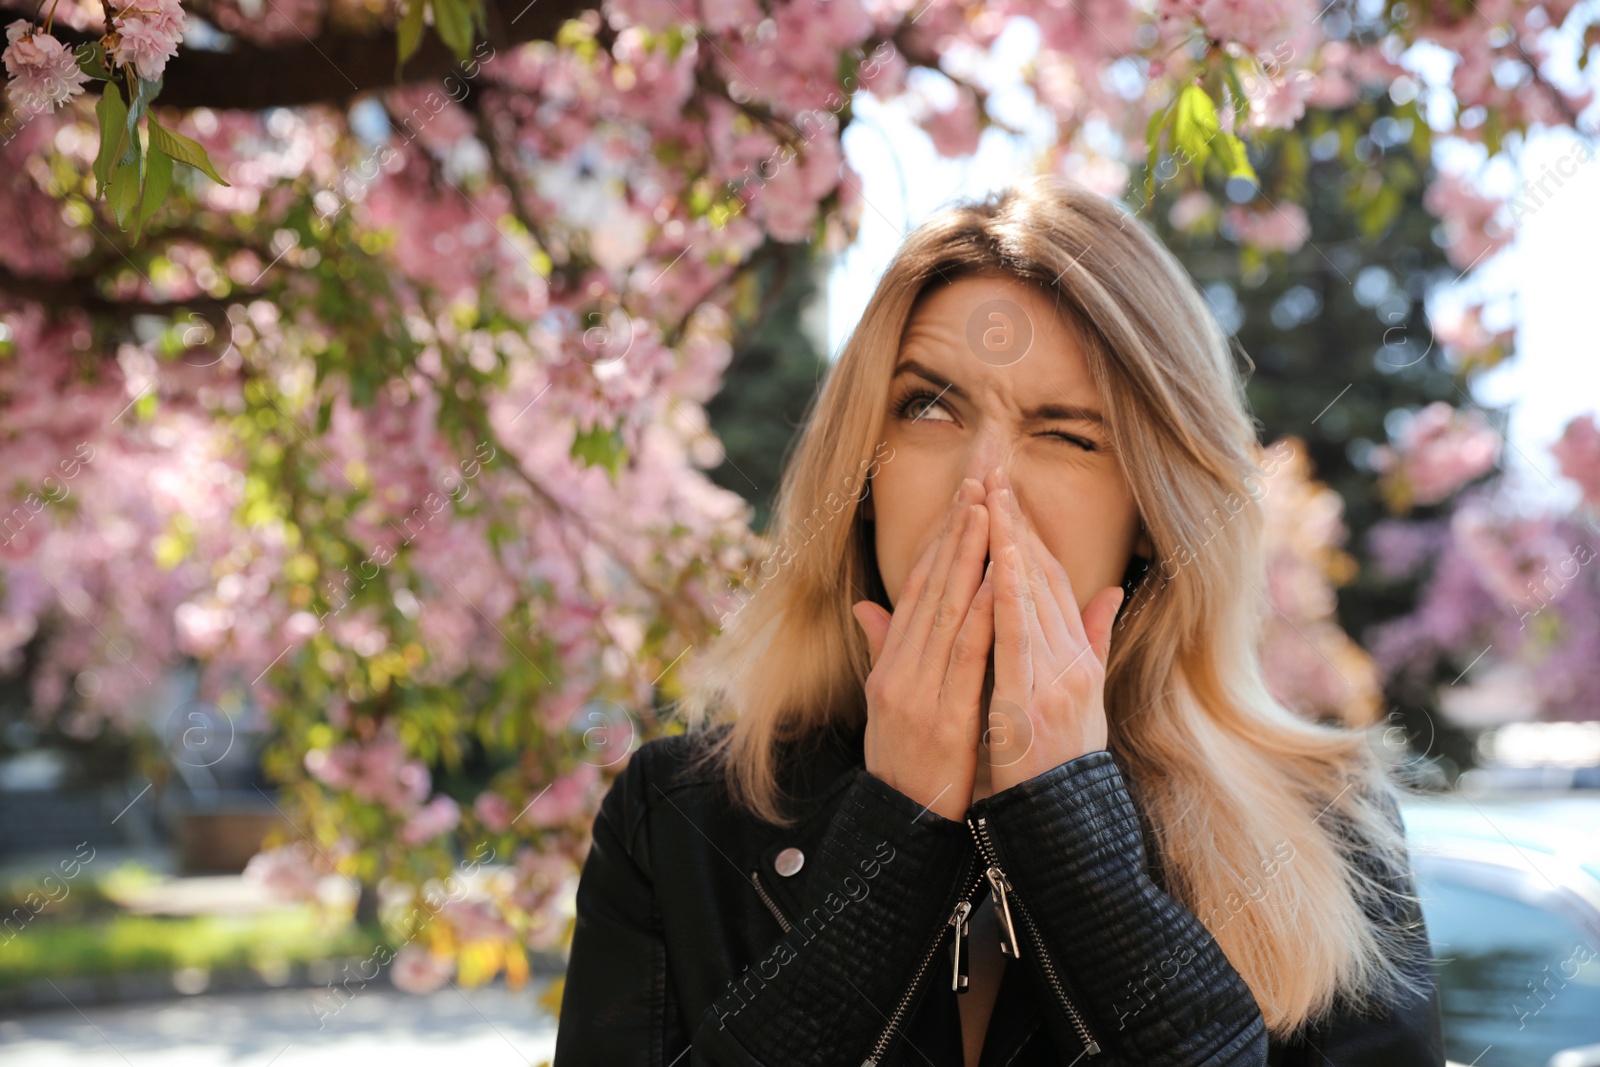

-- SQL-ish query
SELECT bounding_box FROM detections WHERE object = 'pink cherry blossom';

[1368,401,1501,506]
[519,764,600,828]
[1423,170,1512,272]
[389,944,454,994]
[305,737,432,813]
[243,842,327,901]
[2,21,91,112]
[919,84,983,158]
[1223,202,1311,253]
[474,791,514,833]
[401,795,462,845]
[5,0,1600,1003]
[108,0,186,81]
[1550,413,1600,509]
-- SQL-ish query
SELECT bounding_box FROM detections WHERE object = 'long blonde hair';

[672,174,1425,1035]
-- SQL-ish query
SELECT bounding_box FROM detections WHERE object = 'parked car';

[1399,791,1600,1067]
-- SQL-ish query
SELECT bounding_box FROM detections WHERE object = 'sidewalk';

[0,981,559,1066]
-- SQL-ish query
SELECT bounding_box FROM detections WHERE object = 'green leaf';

[148,116,230,186]
[1172,84,1220,172]
[1213,131,1257,184]
[136,145,174,235]
[107,139,143,228]
[125,73,162,142]
[431,0,474,61]
[1222,61,1250,130]
[396,0,427,76]
[93,84,130,195]
[1143,102,1169,205]
[75,42,112,81]
[570,422,628,481]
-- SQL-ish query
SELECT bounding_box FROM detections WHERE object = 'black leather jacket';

[552,720,1445,1067]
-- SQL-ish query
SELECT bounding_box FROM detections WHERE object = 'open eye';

[893,387,954,423]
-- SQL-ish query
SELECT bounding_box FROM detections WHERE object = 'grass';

[0,908,384,989]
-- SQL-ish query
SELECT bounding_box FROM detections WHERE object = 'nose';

[961,431,1012,500]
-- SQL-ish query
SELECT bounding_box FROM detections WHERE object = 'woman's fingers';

[946,559,996,701]
[922,500,990,673]
[990,523,1036,694]
[876,482,972,672]
[1000,473,1082,653]
[903,480,983,654]
[850,600,891,669]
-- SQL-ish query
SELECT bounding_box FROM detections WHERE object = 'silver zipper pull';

[986,866,1022,959]
[949,899,972,992]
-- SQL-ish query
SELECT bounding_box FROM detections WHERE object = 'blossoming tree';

[3,0,1597,996]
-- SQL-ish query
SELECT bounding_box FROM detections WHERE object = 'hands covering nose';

[851,469,1126,821]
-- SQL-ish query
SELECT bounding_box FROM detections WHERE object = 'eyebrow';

[891,359,1106,425]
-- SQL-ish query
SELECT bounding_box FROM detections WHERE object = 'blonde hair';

[672,174,1425,1035]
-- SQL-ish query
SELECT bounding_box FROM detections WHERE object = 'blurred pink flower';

[473,791,513,833]
[441,899,514,943]
[3,21,91,112]
[1168,190,1215,232]
[1451,499,1569,609]
[519,764,600,828]
[1423,171,1511,272]
[305,737,431,813]
[1550,413,1600,508]
[1369,402,1500,506]
[1240,68,1316,131]
[920,85,982,158]
[401,795,462,845]
[1159,0,1313,52]
[1366,518,1449,580]
[1428,304,1513,362]
[243,842,325,901]
[389,944,453,995]
[1223,203,1310,253]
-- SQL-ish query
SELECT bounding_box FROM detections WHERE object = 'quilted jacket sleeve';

[966,750,1269,1066]
[552,743,690,1067]
[693,766,977,1067]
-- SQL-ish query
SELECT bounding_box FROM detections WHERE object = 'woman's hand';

[984,467,1126,795]
[853,476,996,822]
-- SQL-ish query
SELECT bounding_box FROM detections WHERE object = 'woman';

[552,175,1444,1067]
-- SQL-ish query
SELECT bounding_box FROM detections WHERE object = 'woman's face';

[870,273,1151,617]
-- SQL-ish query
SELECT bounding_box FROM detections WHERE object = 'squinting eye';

[1044,432,1098,452]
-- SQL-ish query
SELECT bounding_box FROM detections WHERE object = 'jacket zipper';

[970,814,1101,1057]
[860,849,983,1067]
[750,869,793,934]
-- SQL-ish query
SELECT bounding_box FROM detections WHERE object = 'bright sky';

[823,26,1600,514]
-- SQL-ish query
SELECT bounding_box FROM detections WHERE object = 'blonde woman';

[552,175,1443,1067]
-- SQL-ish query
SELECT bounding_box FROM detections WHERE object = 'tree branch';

[2,0,596,110]
[0,264,257,325]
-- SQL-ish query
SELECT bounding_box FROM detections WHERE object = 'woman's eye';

[1045,432,1098,452]
[895,390,952,422]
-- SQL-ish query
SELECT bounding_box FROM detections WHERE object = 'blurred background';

[1,0,1599,1064]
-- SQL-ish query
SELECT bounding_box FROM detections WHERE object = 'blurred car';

[1399,791,1600,1067]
